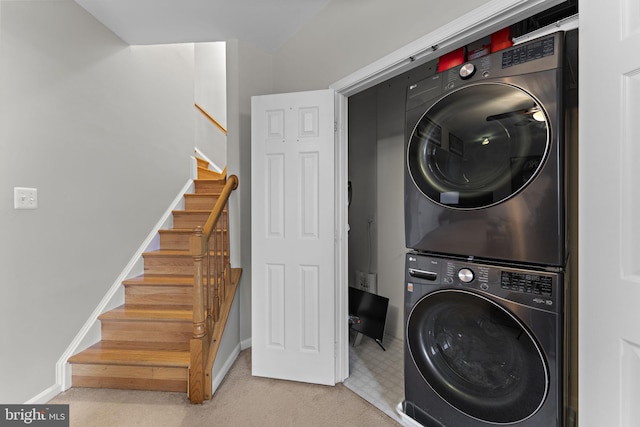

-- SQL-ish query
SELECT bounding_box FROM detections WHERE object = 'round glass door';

[406,289,548,424]
[407,83,549,209]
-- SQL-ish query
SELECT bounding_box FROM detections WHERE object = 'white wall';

[272,0,490,93]
[225,40,274,344]
[374,77,410,340]
[346,59,439,340]
[195,43,227,129]
[195,42,227,170]
[347,89,378,292]
[0,0,195,403]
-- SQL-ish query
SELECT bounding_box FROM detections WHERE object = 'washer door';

[407,83,549,209]
[407,289,548,424]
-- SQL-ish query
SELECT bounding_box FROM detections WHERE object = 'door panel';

[251,89,336,385]
[407,289,548,424]
[407,83,550,210]
[580,0,640,425]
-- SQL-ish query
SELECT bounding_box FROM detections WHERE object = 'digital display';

[502,36,555,69]
[500,271,552,296]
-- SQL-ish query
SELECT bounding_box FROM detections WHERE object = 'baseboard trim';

[210,344,241,396]
[240,338,252,351]
[25,384,62,405]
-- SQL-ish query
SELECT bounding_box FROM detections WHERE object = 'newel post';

[189,226,206,403]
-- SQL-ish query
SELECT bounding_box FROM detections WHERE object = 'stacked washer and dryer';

[403,30,578,426]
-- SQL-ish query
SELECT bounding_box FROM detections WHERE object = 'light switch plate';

[14,187,38,209]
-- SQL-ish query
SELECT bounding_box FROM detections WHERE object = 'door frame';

[329,0,566,382]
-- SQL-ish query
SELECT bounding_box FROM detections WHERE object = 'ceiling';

[73,0,332,52]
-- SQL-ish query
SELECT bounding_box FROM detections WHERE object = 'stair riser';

[184,195,220,210]
[101,321,192,343]
[195,180,225,193]
[195,158,209,169]
[125,286,192,306]
[172,212,210,229]
[159,233,190,250]
[160,232,223,251]
[72,364,187,392]
[143,256,197,276]
[198,167,225,180]
[144,260,228,276]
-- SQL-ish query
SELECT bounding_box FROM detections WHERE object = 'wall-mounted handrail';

[195,103,227,135]
[188,174,238,403]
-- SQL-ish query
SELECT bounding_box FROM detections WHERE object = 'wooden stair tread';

[197,167,226,181]
[159,228,228,234]
[69,342,189,367]
[123,274,229,285]
[194,179,225,184]
[143,249,227,257]
[172,209,226,214]
[126,268,240,284]
[144,249,191,255]
[99,305,192,321]
[96,341,189,351]
[122,275,194,286]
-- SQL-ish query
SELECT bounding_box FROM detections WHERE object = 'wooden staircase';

[68,161,240,401]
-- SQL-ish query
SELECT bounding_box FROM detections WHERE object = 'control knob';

[459,63,476,80]
[458,268,474,283]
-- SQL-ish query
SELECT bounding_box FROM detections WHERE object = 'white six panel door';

[251,89,336,385]
[580,1,640,425]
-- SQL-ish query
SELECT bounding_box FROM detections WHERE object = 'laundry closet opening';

[344,54,451,419]
[342,0,578,421]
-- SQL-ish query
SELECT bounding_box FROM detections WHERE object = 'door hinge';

[334,122,338,132]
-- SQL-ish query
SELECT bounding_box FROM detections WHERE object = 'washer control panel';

[406,252,561,312]
[500,271,553,296]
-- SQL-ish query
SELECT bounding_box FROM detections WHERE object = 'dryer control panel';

[406,32,564,108]
[501,35,555,69]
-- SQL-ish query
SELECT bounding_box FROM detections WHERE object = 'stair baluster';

[189,174,238,403]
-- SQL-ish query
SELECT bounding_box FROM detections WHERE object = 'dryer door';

[406,289,549,424]
[407,83,549,209]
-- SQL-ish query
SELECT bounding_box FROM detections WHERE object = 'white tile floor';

[343,331,406,425]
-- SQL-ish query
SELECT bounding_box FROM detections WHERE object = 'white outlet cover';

[14,187,38,209]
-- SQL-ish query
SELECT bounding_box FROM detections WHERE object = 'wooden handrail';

[202,175,237,236]
[195,103,228,135]
[188,174,238,403]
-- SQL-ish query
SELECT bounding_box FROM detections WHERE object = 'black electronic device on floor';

[348,286,389,350]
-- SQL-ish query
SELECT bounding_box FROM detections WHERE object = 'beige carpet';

[50,349,400,426]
